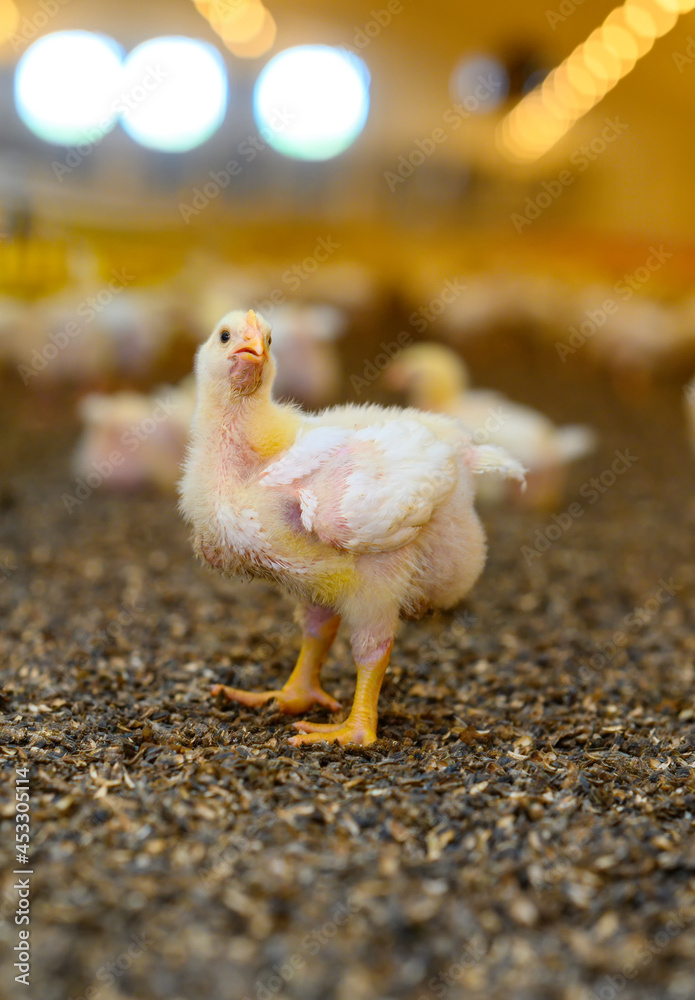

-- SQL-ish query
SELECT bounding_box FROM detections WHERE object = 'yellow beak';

[230,331,265,361]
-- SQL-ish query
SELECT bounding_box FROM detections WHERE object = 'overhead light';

[192,0,275,56]
[253,45,370,161]
[227,9,277,58]
[209,0,266,44]
[15,31,123,145]
[120,36,228,152]
[599,21,640,71]
[581,31,625,83]
[0,0,20,44]
[498,0,693,161]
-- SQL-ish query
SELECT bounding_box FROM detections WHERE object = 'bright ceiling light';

[227,9,277,58]
[608,6,657,55]
[623,0,659,35]
[0,0,20,43]
[209,0,266,44]
[253,45,370,161]
[638,0,680,33]
[551,64,595,114]
[566,53,602,98]
[498,0,693,161]
[120,36,228,152]
[600,22,640,72]
[581,33,623,85]
[15,31,123,145]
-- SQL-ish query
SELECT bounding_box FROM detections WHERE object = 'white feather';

[261,426,348,485]
[464,444,527,484]
[298,489,318,532]
[262,419,458,554]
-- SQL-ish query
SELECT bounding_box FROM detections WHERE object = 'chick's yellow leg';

[290,639,393,747]
[212,607,341,715]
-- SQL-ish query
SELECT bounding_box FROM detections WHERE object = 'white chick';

[265,303,345,407]
[387,343,595,510]
[179,310,525,746]
[73,378,196,491]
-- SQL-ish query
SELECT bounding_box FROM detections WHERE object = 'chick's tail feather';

[463,443,527,488]
[555,425,597,462]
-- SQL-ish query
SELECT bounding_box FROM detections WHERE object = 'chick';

[269,303,345,407]
[179,310,525,747]
[73,378,196,491]
[387,343,595,510]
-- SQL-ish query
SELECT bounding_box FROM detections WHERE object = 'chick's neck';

[196,382,301,472]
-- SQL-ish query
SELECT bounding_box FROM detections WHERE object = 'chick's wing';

[260,420,458,554]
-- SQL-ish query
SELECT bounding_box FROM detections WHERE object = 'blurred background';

[1,0,694,433]
[3,6,695,1000]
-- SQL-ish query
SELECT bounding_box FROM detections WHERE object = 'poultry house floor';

[1,348,695,1000]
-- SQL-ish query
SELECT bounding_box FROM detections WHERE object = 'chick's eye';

[220,330,230,344]
[267,335,272,346]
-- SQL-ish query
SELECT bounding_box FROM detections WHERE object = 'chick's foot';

[289,716,377,747]
[211,683,340,715]
[289,637,393,747]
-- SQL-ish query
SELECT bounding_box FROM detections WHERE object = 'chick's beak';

[229,331,266,363]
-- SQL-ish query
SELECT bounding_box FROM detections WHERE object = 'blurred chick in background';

[10,248,190,386]
[386,343,596,510]
[268,302,344,407]
[73,379,195,492]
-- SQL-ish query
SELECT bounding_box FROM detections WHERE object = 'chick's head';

[386,343,468,410]
[196,309,275,402]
